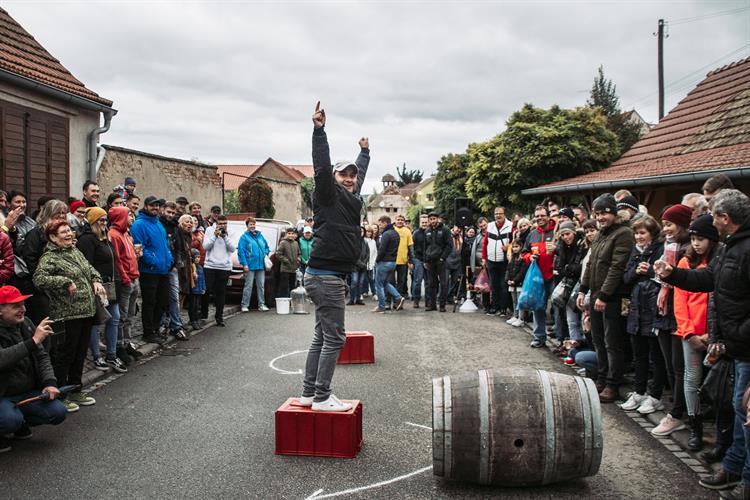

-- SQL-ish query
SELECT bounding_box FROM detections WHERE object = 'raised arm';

[354,137,370,196]
[312,101,335,205]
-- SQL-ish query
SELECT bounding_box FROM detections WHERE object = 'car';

[223,218,295,307]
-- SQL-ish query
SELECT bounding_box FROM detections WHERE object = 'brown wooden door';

[0,99,69,201]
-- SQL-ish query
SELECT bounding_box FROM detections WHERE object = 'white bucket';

[276,298,291,315]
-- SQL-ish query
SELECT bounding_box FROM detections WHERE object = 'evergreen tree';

[587,65,643,154]
[395,163,424,187]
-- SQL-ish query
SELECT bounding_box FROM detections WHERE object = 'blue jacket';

[238,230,270,271]
[131,211,173,275]
[192,265,205,295]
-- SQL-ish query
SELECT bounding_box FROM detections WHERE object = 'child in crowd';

[188,248,205,330]
[621,215,665,415]
[276,227,300,298]
[505,239,528,327]
[673,214,719,450]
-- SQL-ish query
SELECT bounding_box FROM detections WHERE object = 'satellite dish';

[379,201,385,208]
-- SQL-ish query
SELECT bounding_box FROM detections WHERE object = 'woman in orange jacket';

[674,214,720,452]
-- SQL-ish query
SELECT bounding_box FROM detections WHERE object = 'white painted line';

[304,465,433,499]
[268,349,308,375]
[404,422,432,431]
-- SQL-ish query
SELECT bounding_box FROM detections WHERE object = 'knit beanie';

[661,204,692,229]
[124,176,136,186]
[616,195,639,212]
[592,193,617,214]
[85,206,107,225]
[558,207,575,220]
[69,200,85,214]
[558,221,577,234]
[689,214,719,242]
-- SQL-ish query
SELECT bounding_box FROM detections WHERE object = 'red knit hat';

[69,200,85,214]
[661,204,692,229]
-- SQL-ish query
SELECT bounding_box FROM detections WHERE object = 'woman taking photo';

[34,220,105,412]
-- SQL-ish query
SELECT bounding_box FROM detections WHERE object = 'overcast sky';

[5,0,750,194]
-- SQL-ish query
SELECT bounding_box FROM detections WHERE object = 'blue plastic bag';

[517,260,546,311]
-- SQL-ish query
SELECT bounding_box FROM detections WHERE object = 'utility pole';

[657,19,666,120]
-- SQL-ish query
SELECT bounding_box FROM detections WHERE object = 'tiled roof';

[217,159,313,190]
[0,7,113,107]
[527,57,750,194]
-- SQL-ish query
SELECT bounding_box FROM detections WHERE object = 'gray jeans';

[302,273,347,402]
[117,279,140,345]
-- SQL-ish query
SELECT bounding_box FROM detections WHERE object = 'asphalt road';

[1,303,715,499]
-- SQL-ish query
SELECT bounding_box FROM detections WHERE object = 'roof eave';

[0,68,117,113]
[521,166,750,196]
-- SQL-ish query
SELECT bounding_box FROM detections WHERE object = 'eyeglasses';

[97,219,108,224]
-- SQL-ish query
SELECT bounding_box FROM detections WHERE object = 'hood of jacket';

[109,206,129,233]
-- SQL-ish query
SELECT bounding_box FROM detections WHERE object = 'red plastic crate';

[275,398,363,458]
[337,331,375,364]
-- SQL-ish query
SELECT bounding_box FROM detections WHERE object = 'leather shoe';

[598,387,619,403]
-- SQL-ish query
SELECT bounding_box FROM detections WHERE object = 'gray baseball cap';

[333,161,357,173]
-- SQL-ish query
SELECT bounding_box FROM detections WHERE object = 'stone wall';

[97,145,221,209]
[253,176,301,224]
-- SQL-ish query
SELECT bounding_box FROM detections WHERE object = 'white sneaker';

[637,395,665,415]
[619,392,647,411]
[297,396,313,407]
[651,414,686,436]
[241,307,249,312]
[505,317,516,324]
[312,394,352,412]
[259,305,269,312]
[512,318,524,327]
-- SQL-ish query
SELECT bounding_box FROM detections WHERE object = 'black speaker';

[454,198,472,226]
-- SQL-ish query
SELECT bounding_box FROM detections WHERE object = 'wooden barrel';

[432,368,602,486]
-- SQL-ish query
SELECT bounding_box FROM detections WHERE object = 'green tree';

[465,104,619,213]
[238,177,275,218]
[299,177,313,212]
[588,65,643,154]
[224,190,240,214]
[406,202,425,227]
[396,163,423,187]
[433,152,470,224]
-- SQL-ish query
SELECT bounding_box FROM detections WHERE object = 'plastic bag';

[518,260,546,311]
[473,268,491,294]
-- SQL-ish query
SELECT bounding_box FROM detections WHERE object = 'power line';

[670,6,750,26]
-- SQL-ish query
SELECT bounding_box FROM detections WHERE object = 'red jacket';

[521,220,556,280]
[108,207,139,286]
[0,231,14,285]
[673,256,708,338]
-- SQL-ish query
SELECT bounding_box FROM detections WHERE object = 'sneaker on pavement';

[563,357,576,366]
[126,342,143,358]
[62,399,79,413]
[530,340,545,348]
[505,317,516,324]
[636,395,665,415]
[259,305,269,312]
[105,357,128,374]
[394,297,405,311]
[312,394,352,412]
[620,392,647,411]
[68,392,96,407]
[371,307,386,313]
[719,483,748,499]
[173,329,190,341]
[575,368,587,377]
[13,424,32,440]
[116,346,133,365]
[651,414,686,436]
[296,396,314,407]
[699,468,741,490]
[92,357,111,371]
[0,436,10,453]
[241,307,249,312]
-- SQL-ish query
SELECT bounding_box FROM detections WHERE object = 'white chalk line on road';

[404,422,432,431]
[304,465,434,499]
[268,349,308,375]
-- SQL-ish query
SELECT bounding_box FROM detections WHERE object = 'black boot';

[701,445,729,464]
[688,415,703,451]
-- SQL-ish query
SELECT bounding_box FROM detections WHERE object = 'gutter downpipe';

[88,110,114,182]
[521,166,750,196]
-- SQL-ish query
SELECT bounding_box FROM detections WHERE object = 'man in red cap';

[0,286,66,453]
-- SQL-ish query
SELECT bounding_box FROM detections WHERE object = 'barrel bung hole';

[513,439,524,448]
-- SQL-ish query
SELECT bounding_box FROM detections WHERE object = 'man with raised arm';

[299,102,369,412]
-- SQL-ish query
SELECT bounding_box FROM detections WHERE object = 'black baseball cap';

[143,196,159,206]
[176,196,189,204]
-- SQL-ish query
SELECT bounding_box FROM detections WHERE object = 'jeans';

[160,270,182,331]
[531,280,554,343]
[426,261,448,308]
[302,273,347,402]
[682,338,704,417]
[116,280,138,345]
[349,270,365,303]
[575,350,598,377]
[375,261,402,309]
[631,334,666,399]
[366,269,376,295]
[89,301,121,360]
[0,391,67,434]
[139,273,169,336]
[52,316,94,387]
[566,304,583,341]
[486,260,509,312]
[204,268,231,321]
[589,299,626,389]
[657,330,686,419]
[722,361,750,485]
[242,269,266,308]
[553,304,570,343]
[411,258,426,303]
[396,264,409,298]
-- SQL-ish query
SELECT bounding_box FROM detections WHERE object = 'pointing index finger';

[315,101,320,112]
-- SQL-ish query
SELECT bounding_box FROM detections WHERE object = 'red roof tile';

[0,7,113,107]
[528,57,750,193]
[217,159,313,190]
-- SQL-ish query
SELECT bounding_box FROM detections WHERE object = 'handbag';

[264,255,273,271]
[93,296,112,325]
[700,356,734,413]
[102,241,117,302]
[14,255,29,278]
[551,278,575,308]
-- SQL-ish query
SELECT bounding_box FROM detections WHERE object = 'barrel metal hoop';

[432,376,445,477]
[538,370,556,485]
[573,375,593,477]
[584,377,604,475]
[444,375,453,479]
[478,369,490,485]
